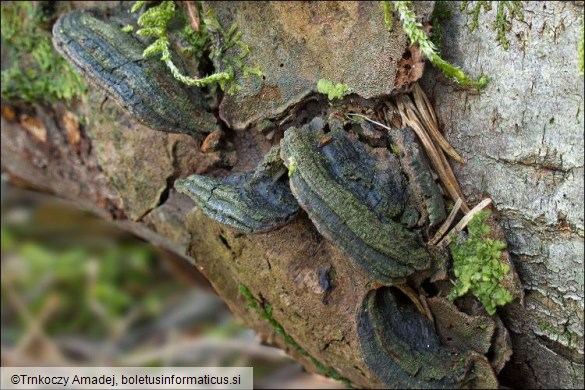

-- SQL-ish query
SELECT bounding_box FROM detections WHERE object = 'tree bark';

[420,2,584,387]
[1,1,583,388]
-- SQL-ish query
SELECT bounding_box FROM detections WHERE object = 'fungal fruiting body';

[52,8,217,136]
[175,146,299,234]
[357,288,498,388]
[280,124,433,284]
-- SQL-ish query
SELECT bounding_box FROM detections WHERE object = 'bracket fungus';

[280,123,436,284]
[175,146,299,234]
[387,126,447,230]
[52,8,217,136]
[357,287,498,389]
[49,4,522,387]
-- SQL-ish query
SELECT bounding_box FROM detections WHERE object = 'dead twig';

[438,198,493,248]
[183,1,200,32]
[346,113,392,130]
[394,95,470,212]
[429,198,463,245]
[395,284,433,322]
[412,83,465,164]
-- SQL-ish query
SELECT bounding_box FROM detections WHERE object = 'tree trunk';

[420,2,584,387]
[1,1,583,388]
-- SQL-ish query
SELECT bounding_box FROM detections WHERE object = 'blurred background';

[0,175,343,389]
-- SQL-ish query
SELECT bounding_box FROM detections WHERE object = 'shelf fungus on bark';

[357,288,498,389]
[280,125,433,284]
[175,146,299,234]
[52,9,217,136]
[388,127,447,230]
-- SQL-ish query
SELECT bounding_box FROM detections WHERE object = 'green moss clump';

[384,1,488,89]
[287,159,298,177]
[131,1,261,94]
[1,2,86,104]
[238,285,352,387]
[448,210,514,315]
[381,1,394,31]
[460,1,524,50]
[316,79,352,101]
[430,1,452,50]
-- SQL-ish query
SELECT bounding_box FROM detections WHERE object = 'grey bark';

[420,1,584,387]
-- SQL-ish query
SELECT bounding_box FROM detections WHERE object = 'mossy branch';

[383,1,488,89]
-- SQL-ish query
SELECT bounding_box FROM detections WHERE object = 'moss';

[430,1,452,51]
[539,320,552,333]
[121,24,134,33]
[203,8,263,94]
[316,79,352,101]
[131,1,261,94]
[390,143,401,155]
[447,210,514,315]
[1,2,86,104]
[384,1,488,89]
[238,285,352,387]
[381,1,394,31]
[460,1,524,50]
[287,159,298,177]
[175,5,209,60]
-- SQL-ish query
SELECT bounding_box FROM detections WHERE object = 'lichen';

[460,1,524,50]
[316,79,352,101]
[383,1,488,89]
[131,1,261,94]
[238,285,352,387]
[1,2,86,104]
[448,210,514,315]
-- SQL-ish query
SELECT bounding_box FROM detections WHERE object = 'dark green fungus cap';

[280,125,432,284]
[53,9,217,136]
[357,288,498,388]
[176,146,298,234]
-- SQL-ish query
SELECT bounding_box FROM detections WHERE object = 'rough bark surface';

[420,1,584,387]
[1,1,584,388]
